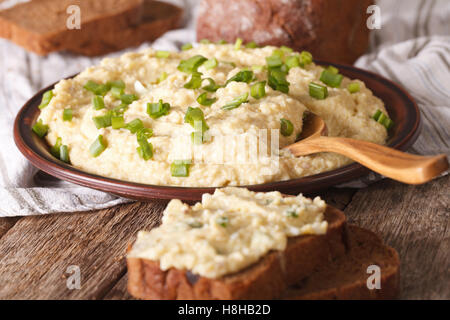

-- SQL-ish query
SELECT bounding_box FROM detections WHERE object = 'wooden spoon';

[284,113,449,184]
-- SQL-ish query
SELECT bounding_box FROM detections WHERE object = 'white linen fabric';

[0,0,448,216]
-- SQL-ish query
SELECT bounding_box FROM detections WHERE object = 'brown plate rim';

[13,61,422,201]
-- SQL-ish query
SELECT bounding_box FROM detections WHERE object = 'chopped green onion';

[309,82,328,99]
[202,78,222,92]
[157,72,168,83]
[120,94,138,105]
[184,72,203,89]
[92,95,105,110]
[63,108,73,121]
[272,49,285,59]
[181,43,193,51]
[110,86,124,99]
[217,39,228,44]
[171,161,190,177]
[225,70,254,85]
[125,118,144,134]
[374,111,394,130]
[155,50,170,58]
[372,110,382,121]
[107,80,125,89]
[327,66,339,74]
[83,80,110,96]
[222,93,249,110]
[188,221,203,228]
[136,137,153,160]
[234,37,243,50]
[200,39,211,44]
[377,113,387,124]
[320,69,343,88]
[111,115,125,129]
[280,119,294,136]
[112,104,129,115]
[383,118,394,130]
[245,41,258,48]
[184,107,209,132]
[252,65,265,72]
[178,55,207,73]
[136,128,153,140]
[38,90,53,109]
[89,135,107,157]
[268,69,290,93]
[50,137,62,158]
[32,119,49,138]
[348,82,360,94]
[286,209,299,218]
[250,81,266,99]
[92,112,112,129]
[300,51,313,66]
[216,216,229,227]
[203,58,218,70]
[266,55,283,69]
[59,145,70,163]
[147,99,171,119]
[191,131,206,145]
[285,55,300,70]
[197,92,217,106]
[280,46,293,53]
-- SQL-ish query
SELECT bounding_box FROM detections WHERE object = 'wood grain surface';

[0,175,448,300]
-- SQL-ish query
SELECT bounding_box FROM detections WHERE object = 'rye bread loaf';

[196,0,373,64]
[0,0,143,55]
[127,206,347,300]
[283,226,400,300]
[68,0,183,56]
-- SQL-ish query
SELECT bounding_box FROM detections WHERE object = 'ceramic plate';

[14,62,421,201]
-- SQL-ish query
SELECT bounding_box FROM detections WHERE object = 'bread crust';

[196,0,373,64]
[127,206,347,300]
[68,1,183,56]
[0,0,144,55]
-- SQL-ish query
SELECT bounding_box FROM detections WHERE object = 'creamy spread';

[128,187,327,278]
[37,43,389,186]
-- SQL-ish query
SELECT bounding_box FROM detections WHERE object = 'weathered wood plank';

[103,274,134,300]
[344,175,449,300]
[318,187,357,211]
[0,176,448,299]
[0,217,20,239]
[0,201,165,299]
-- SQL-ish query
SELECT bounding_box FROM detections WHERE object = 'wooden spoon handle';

[287,136,449,184]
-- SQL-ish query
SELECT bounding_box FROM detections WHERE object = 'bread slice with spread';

[127,188,347,299]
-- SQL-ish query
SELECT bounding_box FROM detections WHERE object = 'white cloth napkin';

[0,0,448,216]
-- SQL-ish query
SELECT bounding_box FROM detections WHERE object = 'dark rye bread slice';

[69,0,183,56]
[196,0,373,64]
[127,206,347,300]
[283,226,400,300]
[0,0,143,55]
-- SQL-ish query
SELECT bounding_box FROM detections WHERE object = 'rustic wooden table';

[0,175,448,300]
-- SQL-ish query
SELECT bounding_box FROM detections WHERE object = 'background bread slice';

[68,0,183,56]
[282,226,400,300]
[0,0,143,55]
[127,206,347,300]
[196,0,373,64]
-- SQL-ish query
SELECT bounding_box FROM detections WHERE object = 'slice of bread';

[283,226,400,300]
[127,206,347,300]
[0,0,144,55]
[196,0,373,64]
[68,0,183,56]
